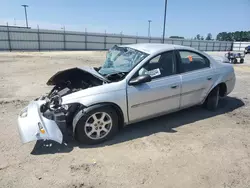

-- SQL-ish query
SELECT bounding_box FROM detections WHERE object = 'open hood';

[47,67,109,86]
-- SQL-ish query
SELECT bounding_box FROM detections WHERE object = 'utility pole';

[162,0,168,43]
[21,5,29,28]
[148,20,152,38]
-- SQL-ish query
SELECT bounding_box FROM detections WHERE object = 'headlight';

[20,107,28,118]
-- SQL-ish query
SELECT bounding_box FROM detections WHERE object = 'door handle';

[207,77,212,80]
[171,85,178,89]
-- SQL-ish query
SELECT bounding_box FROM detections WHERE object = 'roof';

[121,43,194,54]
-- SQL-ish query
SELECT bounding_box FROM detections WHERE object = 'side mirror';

[129,74,152,85]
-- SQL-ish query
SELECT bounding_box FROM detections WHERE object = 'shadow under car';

[31,96,244,155]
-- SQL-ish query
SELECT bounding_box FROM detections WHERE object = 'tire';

[75,105,119,145]
[205,86,220,111]
[240,59,244,64]
[233,59,237,64]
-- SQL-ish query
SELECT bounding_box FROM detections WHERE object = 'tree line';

[170,31,250,41]
[216,31,250,41]
[170,33,213,40]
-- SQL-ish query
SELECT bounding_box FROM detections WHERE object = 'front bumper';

[17,100,63,144]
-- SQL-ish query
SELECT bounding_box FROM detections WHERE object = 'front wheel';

[75,106,119,145]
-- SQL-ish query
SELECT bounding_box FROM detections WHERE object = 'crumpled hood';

[47,66,109,85]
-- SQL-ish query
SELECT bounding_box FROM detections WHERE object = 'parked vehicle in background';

[244,46,250,54]
[17,44,236,145]
[225,52,245,64]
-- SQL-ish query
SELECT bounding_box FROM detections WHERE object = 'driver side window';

[137,51,175,79]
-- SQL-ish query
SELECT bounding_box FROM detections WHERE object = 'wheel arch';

[218,82,227,97]
[202,82,227,104]
[72,102,125,134]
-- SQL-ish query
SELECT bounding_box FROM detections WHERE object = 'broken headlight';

[20,107,28,118]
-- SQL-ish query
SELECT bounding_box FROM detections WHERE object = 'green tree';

[201,36,204,40]
[216,32,228,41]
[206,33,212,40]
[234,31,241,41]
[216,31,250,41]
[196,34,201,40]
[169,36,184,39]
[242,31,248,41]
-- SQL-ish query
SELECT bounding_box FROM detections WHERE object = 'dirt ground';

[0,51,250,188]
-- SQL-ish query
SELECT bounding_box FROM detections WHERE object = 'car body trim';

[131,93,180,108]
[181,88,205,96]
[131,88,205,109]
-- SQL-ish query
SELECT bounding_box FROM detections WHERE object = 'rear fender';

[201,69,235,104]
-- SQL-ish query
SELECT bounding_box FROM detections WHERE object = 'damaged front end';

[18,98,64,144]
[17,67,107,144]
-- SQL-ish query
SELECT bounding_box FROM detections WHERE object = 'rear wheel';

[240,59,244,64]
[233,59,238,64]
[75,106,119,145]
[205,86,220,111]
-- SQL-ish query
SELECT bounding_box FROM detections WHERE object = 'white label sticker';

[147,68,161,77]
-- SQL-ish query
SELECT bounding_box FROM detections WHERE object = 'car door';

[176,50,214,108]
[127,50,182,123]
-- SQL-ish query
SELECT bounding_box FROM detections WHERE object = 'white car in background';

[18,44,236,145]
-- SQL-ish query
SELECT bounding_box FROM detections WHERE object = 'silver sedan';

[18,44,236,145]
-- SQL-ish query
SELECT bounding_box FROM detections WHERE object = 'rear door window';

[178,50,210,73]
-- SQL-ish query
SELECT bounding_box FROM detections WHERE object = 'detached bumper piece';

[17,100,64,144]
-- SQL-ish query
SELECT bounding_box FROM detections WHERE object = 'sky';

[0,0,249,39]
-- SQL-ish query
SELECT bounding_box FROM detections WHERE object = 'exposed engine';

[35,67,113,142]
[46,67,107,98]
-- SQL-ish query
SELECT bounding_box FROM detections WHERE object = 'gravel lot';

[0,51,250,188]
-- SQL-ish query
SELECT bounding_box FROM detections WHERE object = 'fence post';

[120,32,123,45]
[63,26,66,50]
[85,28,87,50]
[239,42,241,51]
[219,42,221,51]
[104,30,107,50]
[181,40,184,45]
[6,22,11,52]
[206,42,208,51]
[37,25,41,51]
[190,40,192,47]
[136,32,138,44]
[172,40,174,44]
[198,41,200,50]
[212,42,215,51]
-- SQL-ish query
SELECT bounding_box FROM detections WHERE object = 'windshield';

[98,45,148,75]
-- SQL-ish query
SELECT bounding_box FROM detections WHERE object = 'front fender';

[62,89,128,124]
